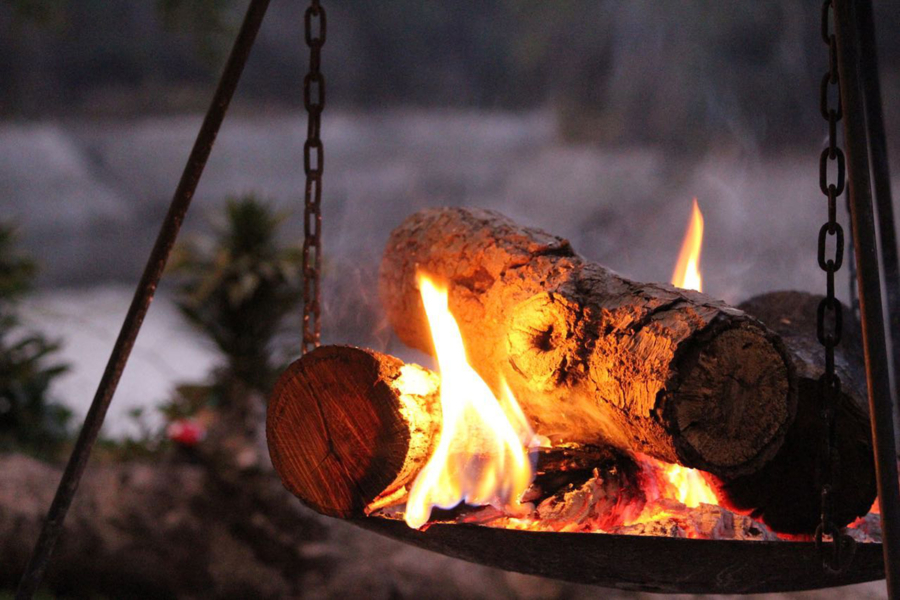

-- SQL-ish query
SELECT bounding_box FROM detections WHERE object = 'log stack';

[267,207,876,534]
[266,345,644,520]
[379,207,796,479]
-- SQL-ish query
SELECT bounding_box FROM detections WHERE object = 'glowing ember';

[404,274,538,529]
[662,462,718,508]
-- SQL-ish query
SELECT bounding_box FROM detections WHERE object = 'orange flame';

[665,198,719,508]
[404,274,537,529]
[671,198,704,293]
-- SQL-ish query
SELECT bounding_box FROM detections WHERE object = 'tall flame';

[666,198,718,508]
[671,198,704,294]
[404,274,536,529]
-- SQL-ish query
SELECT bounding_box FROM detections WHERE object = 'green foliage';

[94,407,168,461]
[1,0,66,27]
[169,195,302,393]
[154,0,238,65]
[159,384,213,421]
[0,329,70,456]
[0,224,70,458]
[0,224,37,301]
[4,1,900,146]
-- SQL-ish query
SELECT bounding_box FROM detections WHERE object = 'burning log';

[266,346,440,518]
[706,291,877,533]
[266,345,641,519]
[378,207,797,480]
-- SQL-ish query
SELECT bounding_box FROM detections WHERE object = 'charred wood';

[706,291,877,533]
[266,345,643,521]
[379,207,797,480]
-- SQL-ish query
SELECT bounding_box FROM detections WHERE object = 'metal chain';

[815,0,855,573]
[301,0,326,354]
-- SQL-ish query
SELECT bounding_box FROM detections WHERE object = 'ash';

[380,468,882,546]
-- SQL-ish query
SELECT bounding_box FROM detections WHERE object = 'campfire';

[269,203,879,540]
[266,204,883,591]
[14,0,895,595]
[376,201,733,537]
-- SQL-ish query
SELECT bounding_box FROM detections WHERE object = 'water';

[18,286,216,439]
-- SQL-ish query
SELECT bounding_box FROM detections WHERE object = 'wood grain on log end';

[704,291,878,533]
[669,324,792,474]
[266,345,440,518]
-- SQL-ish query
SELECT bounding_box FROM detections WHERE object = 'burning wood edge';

[266,346,437,518]
[266,345,642,520]
[378,207,797,480]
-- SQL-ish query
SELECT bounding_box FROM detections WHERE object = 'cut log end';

[704,291,879,533]
[670,324,793,474]
[708,379,877,533]
[266,346,440,518]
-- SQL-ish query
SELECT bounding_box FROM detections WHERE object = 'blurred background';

[1,1,899,598]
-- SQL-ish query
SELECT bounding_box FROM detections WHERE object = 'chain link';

[302,0,326,355]
[815,0,855,573]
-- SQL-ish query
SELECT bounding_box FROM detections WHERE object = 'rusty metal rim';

[353,518,885,595]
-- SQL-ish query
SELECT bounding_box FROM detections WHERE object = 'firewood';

[266,345,441,518]
[266,345,641,520]
[705,291,877,533]
[379,207,797,480]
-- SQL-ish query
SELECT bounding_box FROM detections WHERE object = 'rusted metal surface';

[833,0,900,596]
[13,1,273,598]
[814,0,854,572]
[354,519,885,594]
[301,0,326,354]
[855,0,900,407]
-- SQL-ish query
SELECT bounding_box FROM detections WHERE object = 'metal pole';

[14,1,272,597]
[855,0,900,407]
[833,1,900,596]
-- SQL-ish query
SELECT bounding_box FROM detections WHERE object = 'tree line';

[1,0,899,149]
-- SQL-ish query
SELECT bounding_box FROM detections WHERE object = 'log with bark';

[706,291,877,533]
[266,346,440,518]
[377,207,875,532]
[265,345,642,520]
[379,207,796,480]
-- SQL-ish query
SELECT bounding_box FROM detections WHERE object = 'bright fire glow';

[664,197,719,508]
[671,198,704,294]
[404,274,537,529]
[661,460,718,508]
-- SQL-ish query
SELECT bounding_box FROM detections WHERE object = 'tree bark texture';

[708,291,877,533]
[379,207,797,480]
